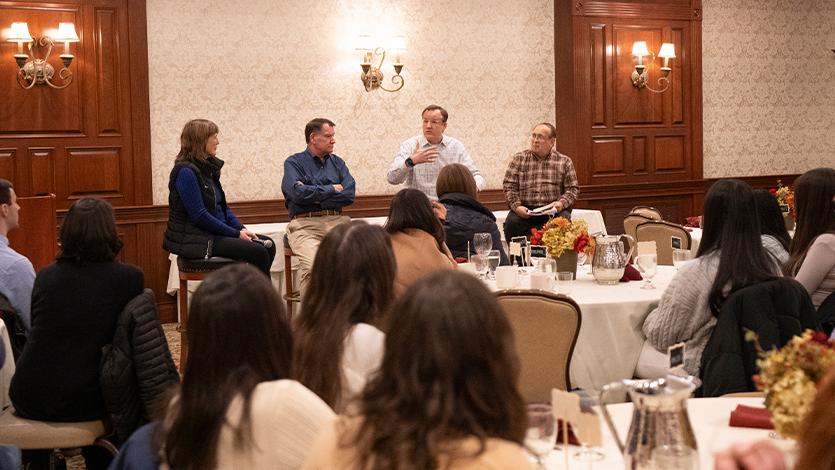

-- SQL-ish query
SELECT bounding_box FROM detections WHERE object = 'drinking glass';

[487,249,501,280]
[473,233,492,256]
[556,271,574,295]
[651,444,699,470]
[525,404,556,468]
[471,254,488,280]
[635,254,658,289]
[536,257,557,274]
[672,248,692,269]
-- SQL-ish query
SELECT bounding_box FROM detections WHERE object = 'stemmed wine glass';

[635,254,658,289]
[525,404,556,469]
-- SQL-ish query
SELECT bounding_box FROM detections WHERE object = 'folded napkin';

[455,257,468,264]
[684,216,702,228]
[729,404,773,429]
[620,263,643,282]
[556,419,581,446]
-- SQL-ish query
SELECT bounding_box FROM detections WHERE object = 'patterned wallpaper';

[702,0,835,178]
[146,0,556,204]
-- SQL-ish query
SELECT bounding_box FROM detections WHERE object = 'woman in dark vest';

[163,119,275,274]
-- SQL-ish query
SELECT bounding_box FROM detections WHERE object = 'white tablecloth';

[489,264,676,393]
[689,227,702,255]
[493,209,608,238]
[543,397,789,469]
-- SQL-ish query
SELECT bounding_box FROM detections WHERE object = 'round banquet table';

[488,264,678,393]
[541,397,791,469]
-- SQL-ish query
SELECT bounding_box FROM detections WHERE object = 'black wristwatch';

[405,157,415,168]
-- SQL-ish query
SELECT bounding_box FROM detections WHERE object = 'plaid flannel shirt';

[502,149,579,211]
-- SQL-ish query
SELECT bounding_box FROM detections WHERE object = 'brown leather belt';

[293,209,342,219]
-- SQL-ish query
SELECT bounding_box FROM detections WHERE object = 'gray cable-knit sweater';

[642,253,720,376]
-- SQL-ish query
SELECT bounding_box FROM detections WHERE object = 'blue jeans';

[0,445,21,470]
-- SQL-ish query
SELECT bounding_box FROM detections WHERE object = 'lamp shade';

[388,35,406,52]
[659,42,676,59]
[631,41,649,57]
[53,22,79,42]
[354,35,373,51]
[7,22,33,42]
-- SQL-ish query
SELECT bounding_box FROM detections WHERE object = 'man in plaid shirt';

[502,123,580,241]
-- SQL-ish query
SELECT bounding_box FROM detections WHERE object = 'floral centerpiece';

[530,217,595,274]
[770,180,796,230]
[747,329,835,439]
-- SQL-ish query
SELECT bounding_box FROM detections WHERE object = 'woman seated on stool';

[293,221,394,413]
[636,180,780,378]
[385,188,456,298]
[786,167,835,309]
[436,163,508,265]
[148,264,333,469]
[752,188,791,266]
[163,118,275,275]
[302,270,531,469]
[10,198,144,422]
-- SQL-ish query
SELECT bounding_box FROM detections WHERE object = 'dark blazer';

[101,289,179,442]
[10,260,144,422]
[440,192,508,265]
[699,278,820,397]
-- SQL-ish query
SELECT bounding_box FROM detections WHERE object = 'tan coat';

[390,228,457,298]
[302,416,535,469]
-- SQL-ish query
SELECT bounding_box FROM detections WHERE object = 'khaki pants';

[287,215,350,297]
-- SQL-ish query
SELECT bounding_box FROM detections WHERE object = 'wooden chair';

[176,256,236,369]
[282,234,301,320]
[495,290,581,402]
[635,220,692,265]
[630,205,663,221]
[0,408,117,468]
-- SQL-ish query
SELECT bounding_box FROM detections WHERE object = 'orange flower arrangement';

[770,180,796,219]
[747,329,835,439]
[530,217,595,259]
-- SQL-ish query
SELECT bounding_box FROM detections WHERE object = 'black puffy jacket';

[100,289,180,442]
[699,278,820,397]
[439,192,508,265]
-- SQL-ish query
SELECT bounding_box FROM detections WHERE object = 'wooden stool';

[0,408,116,468]
[283,234,301,320]
[177,256,236,369]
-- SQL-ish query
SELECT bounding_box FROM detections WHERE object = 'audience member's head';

[436,163,478,199]
[797,365,835,469]
[163,263,292,470]
[176,118,219,164]
[753,188,791,252]
[294,221,395,409]
[57,198,122,263]
[385,188,445,248]
[698,179,777,315]
[788,167,835,274]
[0,179,19,235]
[346,270,525,468]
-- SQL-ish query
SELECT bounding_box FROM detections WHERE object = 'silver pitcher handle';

[621,234,636,263]
[598,382,627,454]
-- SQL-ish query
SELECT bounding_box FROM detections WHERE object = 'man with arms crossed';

[502,123,579,241]
[0,179,35,334]
[387,105,484,200]
[282,119,355,295]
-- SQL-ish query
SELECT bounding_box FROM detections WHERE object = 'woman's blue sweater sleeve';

[174,169,239,238]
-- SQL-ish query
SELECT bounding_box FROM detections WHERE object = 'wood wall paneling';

[613,26,664,125]
[0,0,150,210]
[0,148,15,182]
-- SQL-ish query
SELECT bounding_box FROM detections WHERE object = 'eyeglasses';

[531,133,552,141]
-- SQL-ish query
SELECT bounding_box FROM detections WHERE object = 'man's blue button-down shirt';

[281,149,356,218]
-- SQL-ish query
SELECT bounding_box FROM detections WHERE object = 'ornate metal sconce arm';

[14,36,74,90]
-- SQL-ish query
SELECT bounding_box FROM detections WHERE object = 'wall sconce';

[6,22,79,90]
[356,35,406,93]
[631,41,675,93]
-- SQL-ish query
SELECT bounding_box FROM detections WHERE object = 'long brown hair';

[796,365,835,469]
[384,188,446,250]
[175,118,219,164]
[345,270,526,469]
[293,221,395,410]
[436,163,478,199]
[161,264,293,470]
[787,168,835,275]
